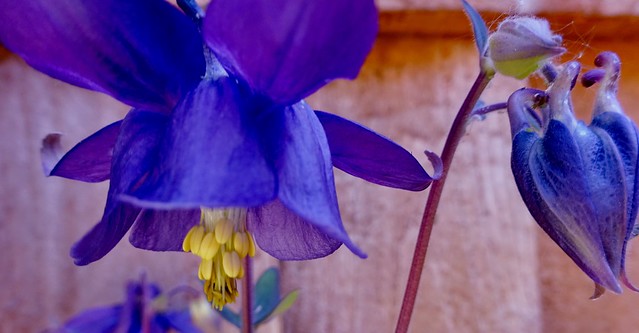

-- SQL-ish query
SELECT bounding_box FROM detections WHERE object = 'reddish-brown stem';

[394,70,493,333]
[241,256,254,333]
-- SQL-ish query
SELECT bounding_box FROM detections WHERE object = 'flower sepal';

[507,54,639,295]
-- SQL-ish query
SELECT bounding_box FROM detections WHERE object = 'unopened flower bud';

[508,54,639,297]
[488,17,566,79]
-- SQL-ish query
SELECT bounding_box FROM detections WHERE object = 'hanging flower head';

[507,52,639,297]
[1,0,440,308]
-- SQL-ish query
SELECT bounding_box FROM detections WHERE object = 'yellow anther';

[182,226,196,252]
[203,279,212,300]
[199,232,220,260]
[222,251,241,278]
[189,225,205,255]
[215,218,234,244]
[199,259,213,280]
[237,265,245,279]
[234,232,249,258]
[247,232,256,257]
[184,208,255,310]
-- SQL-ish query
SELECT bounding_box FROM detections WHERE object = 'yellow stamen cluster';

[182,208,255,309]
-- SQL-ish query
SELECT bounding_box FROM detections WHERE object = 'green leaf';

[270,290,299,318]
[253,267,282,324]
[218,307,241,328]
[216,267,299,328]
[461,0,489,55]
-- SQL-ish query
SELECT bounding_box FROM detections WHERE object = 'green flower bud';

[488,17,566,79]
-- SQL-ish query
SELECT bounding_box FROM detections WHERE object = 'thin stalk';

[241,256,255,333]
[394,69,493,333]
[141,274,150,333]
[471,102,507,117]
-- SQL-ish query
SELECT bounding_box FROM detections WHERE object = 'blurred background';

[3,0,639,332]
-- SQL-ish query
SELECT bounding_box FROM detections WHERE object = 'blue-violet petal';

[125,78,276,209]
[248,200,342,260]
[71,110,168,265]
[259,102,365,258]
[315,110,436,191]
[41,121,121,182]
[203,0,378,105]
[0,0,205,111]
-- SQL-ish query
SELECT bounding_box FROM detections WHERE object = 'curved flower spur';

[507,53,639,297]
[0,0,440,308]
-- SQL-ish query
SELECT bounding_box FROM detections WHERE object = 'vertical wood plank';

[0,52,279,333]
[280,36,542,333]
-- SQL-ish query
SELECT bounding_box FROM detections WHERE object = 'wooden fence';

[2,1,639,332]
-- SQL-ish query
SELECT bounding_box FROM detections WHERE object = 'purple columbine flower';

[43,276,202,333]
[1,0,440,308]
[507,52,639,297]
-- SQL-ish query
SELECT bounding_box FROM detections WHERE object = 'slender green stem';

[241,256,254,333]
[394,69,493,333]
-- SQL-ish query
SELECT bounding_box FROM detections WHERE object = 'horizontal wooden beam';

[379,10,639,42]
[1,9,637,57]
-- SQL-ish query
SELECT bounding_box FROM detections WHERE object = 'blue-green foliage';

[461,0,489,55]
[218,267,299,329]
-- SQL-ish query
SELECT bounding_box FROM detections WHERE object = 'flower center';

[182,208,255,309]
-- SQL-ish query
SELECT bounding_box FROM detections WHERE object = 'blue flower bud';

[508,53,639,296]
[488,17,566,79]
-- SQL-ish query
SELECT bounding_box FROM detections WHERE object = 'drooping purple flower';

[43,276,202,333]
[1,0,440,308]
[507,52,639,297]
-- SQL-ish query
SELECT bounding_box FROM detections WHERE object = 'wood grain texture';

[377,0,639,15]
[379,10,639,42]
[278,21,639,333]
[0,54,279,333]
[4,3,639,333]
[284,36,541,333]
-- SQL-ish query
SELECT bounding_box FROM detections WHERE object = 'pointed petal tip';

[598,276,623,295]
[621,270,639,292]
[41,120,121,183]
[551,46,567,57]
[315,110,436,191]
[355,249,368,259]
[41,133,63,176]
[343,238,368,259]
[70,246,94,267]
[589,283,607,300]
[424,150,443,181]
[589,277,622,300]
[69,205,141,267]
[322,223,368,260]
